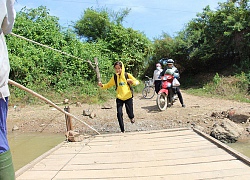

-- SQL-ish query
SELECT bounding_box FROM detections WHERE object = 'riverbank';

[7,91,250,140]
[7,91,250,172]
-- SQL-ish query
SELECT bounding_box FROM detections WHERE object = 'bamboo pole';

[8,79,100,135]
[64,106,73,131]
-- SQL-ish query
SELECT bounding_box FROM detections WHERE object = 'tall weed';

[187,72,250,103]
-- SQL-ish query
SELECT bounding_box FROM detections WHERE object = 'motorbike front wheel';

[156,93,168,111]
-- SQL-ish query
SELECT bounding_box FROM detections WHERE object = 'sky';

[15,0,228,40]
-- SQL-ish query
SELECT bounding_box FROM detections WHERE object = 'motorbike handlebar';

[160,74,174,80]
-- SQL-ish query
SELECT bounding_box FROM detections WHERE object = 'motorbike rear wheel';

[156,93,168,111]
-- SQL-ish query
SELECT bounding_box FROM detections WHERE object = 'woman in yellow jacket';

[98,61,139,133]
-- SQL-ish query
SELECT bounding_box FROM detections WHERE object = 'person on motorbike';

[153,63,163,94]
[160,59,185,107]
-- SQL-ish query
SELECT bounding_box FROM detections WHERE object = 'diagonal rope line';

[10,32,101,82]
[9,33,100,135]
[10,32,86,62]
[8,79,100,135]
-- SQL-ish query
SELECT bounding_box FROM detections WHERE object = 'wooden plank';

[193,128,250,166]
[16,128,250,180]
[29,146,227,172]
[88,134,203,146]
[68,146,226,163]
[17,167,250,180]
[90,128,194,143]
[76,141,216,154]
[53,160,250,179]
[63,154,235,170]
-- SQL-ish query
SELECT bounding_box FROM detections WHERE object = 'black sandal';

[130,118,135,123]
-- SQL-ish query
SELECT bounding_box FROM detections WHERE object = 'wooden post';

[8,79,100,135]
[94,57,101,83]
[64,106,73,131]
[87,57,101,83]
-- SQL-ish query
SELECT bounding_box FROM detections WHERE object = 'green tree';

[74,8,110,41]
[152,33,173,61]
[142,33,174,77]
[7,6,113,92]
[104,24,153,76]
[171,0,250,73]
[74,7,130,41]
[74,7,153,77]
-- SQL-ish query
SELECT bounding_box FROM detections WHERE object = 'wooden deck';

[15,128,250,179]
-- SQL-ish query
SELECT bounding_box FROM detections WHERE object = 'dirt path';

[7,91,250,139]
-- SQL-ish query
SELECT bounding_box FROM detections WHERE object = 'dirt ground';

[7,90,250,140]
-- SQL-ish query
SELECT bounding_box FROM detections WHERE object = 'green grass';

[8,79,146,106]
[9,75,250,106]
[185,73,250,103]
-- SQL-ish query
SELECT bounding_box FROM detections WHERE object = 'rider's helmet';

[165,69,173,75]
[159,58,168,66]
[167,59,174,65]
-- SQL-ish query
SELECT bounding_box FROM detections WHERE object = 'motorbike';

[156,74,178,111]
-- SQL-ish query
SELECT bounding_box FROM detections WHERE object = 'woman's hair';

[113,61,122,68]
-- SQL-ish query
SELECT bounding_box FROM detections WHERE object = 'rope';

[9,33,101,135]
[8,79,100,135]
[10,32,86,62]
[10,32,102,82]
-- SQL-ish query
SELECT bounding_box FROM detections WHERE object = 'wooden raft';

[16,128,250,179]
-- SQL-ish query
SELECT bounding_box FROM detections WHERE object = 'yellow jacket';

[102,62,139,100]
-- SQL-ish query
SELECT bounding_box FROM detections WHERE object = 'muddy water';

[8,132,65,171]
[227,139,250,158]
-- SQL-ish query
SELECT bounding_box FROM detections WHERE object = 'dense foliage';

[152,0,250,75]
[7,7,112,102]
[7,6,152,103]
[6,0,250,104]
[74,8,153,76]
